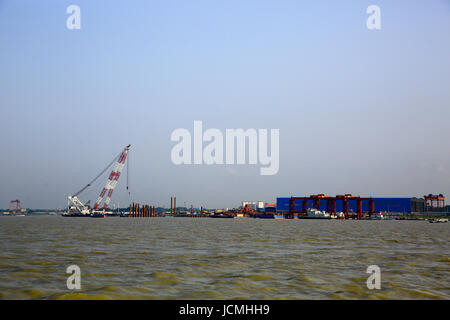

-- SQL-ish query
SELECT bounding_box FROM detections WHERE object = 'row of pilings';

[129,203,159,217]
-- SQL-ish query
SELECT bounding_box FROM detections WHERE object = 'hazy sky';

[1,0,449,209]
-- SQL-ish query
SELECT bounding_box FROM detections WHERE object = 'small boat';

[300,208,332,219]
[370,212,385,220]
[429,218,448,223]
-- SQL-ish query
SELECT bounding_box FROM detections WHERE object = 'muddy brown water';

[0,216,448,299]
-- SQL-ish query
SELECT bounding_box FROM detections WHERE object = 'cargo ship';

[258,214,285,219]
[258,207,284,219]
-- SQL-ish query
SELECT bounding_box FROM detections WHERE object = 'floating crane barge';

[64,145,131,217]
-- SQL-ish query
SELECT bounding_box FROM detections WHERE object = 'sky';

[0,0,449,209]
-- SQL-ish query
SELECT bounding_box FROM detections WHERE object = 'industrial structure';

[280,194,375,219]
[170,196,176,215]
[237,203,255,217]
[424,194,446,212]
[7,199,26,215]
[276,194,445,219]
[56,143,445,220]
[241,201,264,211]
[9,199,21,211]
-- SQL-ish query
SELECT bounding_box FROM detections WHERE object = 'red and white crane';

[93,145,130,211]
[66,145,131,216]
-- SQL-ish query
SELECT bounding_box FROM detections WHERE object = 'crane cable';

[72,152,122,197]
[127,150,131,200]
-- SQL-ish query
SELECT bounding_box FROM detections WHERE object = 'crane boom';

[73,153,121,197]
[93,145,131,210]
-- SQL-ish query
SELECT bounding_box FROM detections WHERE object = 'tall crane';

[93,145,131,211]
[66,145,131,216]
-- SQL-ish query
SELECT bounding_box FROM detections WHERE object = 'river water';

[0,216,448,299]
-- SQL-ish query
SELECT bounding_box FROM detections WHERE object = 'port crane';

[66,145,131,216]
